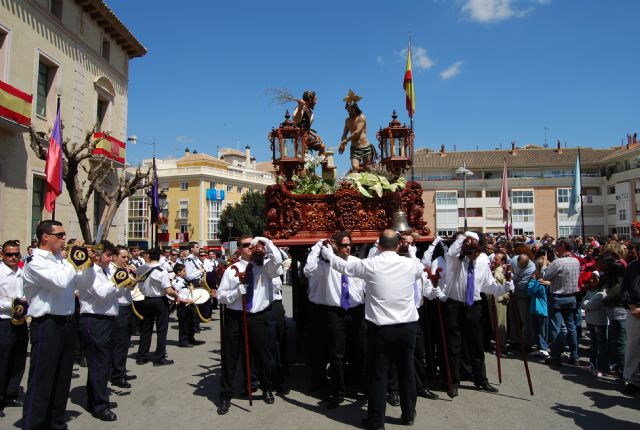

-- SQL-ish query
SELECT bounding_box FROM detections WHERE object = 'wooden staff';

[490,296,502,383]
[426,267,453,397]
[505,265,534,395]
[231,265,253,406]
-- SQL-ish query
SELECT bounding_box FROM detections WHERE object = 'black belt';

[80,313,115,320]
[32,314,74,322]
[227,304,273,316]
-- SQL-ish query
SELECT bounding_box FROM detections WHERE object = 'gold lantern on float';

[376,110,414,177]
[268,110,308,182]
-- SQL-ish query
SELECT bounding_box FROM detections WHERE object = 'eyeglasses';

[3,252,20,258]
[338,243,351,248]
[49,232,66,239]
[240,243,252,248]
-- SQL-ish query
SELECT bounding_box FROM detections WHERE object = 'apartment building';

[412,137,640,239]
[0,0,145,244]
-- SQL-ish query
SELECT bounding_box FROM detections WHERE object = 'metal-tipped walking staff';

[505,265,534,395]
[426,267,453,397]
[490,296,502,383]
[231,265,253,406]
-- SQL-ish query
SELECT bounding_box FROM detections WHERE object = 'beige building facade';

[0,0,145,244]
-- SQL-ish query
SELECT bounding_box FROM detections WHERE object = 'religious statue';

[339,89,375,172]
[292,90,326,156]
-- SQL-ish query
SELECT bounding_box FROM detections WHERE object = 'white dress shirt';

[444,236,513,303]
[172,276,191,301]
[111,262,133,306]
[304,242,365,308]
[203,258,217,273]
[328,250,422,326]
[185,254,204,282]
[218,241,283,313]
[23,248,96,317]
[78,264,119,316]
[0,262,24,320]
[135,263,171,297]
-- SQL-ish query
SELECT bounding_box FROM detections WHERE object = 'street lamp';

[456,163,474,231]
[227,219,234,256]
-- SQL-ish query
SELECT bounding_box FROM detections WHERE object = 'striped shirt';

[542,255,580,295]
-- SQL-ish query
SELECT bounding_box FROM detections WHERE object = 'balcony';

[176,232,189,242]
[157,232,170,243]
[0,79,32,131]
[176,210,189,220]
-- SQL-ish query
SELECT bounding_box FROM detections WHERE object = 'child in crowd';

[528,258,549,358]
[581,271,609,376]
[172,263,196,347]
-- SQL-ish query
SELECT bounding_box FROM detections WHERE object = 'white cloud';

[399,46,434,70]
[176,135,193,143]
[462,0,531,23]
[376,55,384,65]
[440,61,463,80]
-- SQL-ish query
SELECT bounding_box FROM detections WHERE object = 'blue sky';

[109,0,640,173]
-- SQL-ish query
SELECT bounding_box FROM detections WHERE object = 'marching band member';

[21,221,96,430]
[110,245,136,389]
[77,241,119,421]
[172,263,201,347]
[184,242,205,288]
[0,240,27,417]
[216,235,283,415]
[129,246,144,268]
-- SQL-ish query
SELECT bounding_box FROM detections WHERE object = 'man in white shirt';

[128,246,144,268]
[110,246,136,389]
[184,242,205,288]
[0,240,27,417]
[77,240,119,421]
[21,220,96,430]
[135,247,179,366]
[216,235,283,415]
[321,229,426,429]
[441,232,514,398]
[305,232,365,409]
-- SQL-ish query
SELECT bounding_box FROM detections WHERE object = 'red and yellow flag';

[403,45,415,119]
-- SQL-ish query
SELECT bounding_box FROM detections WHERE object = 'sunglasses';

[49,232,66,239]
[338,243,351,248]
[240,243,252,248]
[4,252,20,258]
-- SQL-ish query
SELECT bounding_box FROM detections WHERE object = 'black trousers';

[138,297,169,362]
[445,300,488,387]
[220,307,276,400]
[388,312,430,394]
[308,302,329,387]
[177,304,195,345]
[111,305,132,382]
[326,304,365,397]
[22,315,77,430]
[131,300,144,335]
[79,315,114,413]
[0,319,28,405]
[272,300,288,388]
[367,321,417,429]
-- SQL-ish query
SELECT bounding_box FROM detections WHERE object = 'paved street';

[4,286,639,429]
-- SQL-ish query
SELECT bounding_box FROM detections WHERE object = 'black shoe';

[189,339,205,346]
[476,382,499,393]
[178,343,193,348]
[136,357,149,365]
[0,410,5,418]
[153,358,174,367]
[416,388,439,400]
[327,395,344,409]
[263,390,275,404]
[92,408,117,421]
[622,383,640,395]
[447,386,458,398]
[401,410,416,426]
[386,392,400,407]
[111,379,131,389]
[217,398,231,415]
[3,399,23,407]
[125,374,137,381]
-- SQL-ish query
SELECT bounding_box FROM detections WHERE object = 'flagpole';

[408,33,415,182]
[52,95,61,221]
[578,147,585,237]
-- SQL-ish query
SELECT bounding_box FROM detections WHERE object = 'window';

[128,219,147,239]
[584,187,601,196]
[435,192,457,206]
[31,177,45,240]
[96,99,109,132]
[557,189,570,204]
[436,230,457,238]
[511,190,533,204]
[619,209,627,221]
[458,190,481,198]
[248,187,254,193]
[617,226,631,240]
[544,169,573,178]
[101,37,110,61]
[226,185,233,193]
[458,208,482,217]
[559,226,581,237]
[608,187,615,195]
[36,62,50,117]
[179,224,189,234]
[512,209,534,223]
[179,200,188,219]
[486,191,501,198]
[128,196,147,218]
[558,208,578,221]
[237,186,243,193]
[513,228,534,236]
[0,28,7,80]
[180,181,188,190]
[207,200,222,240]
[50,0,63,19]
[209,181,216,189]
[607,205,616,215]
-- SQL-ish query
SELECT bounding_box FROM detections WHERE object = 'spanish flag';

[403,44,415,119]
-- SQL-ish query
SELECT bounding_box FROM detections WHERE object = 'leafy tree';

[218,191,266,242]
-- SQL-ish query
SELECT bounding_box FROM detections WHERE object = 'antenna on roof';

[544,126,548,147]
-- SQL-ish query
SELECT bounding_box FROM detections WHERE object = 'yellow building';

[0,0,145,244]
[127,146,274,248]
